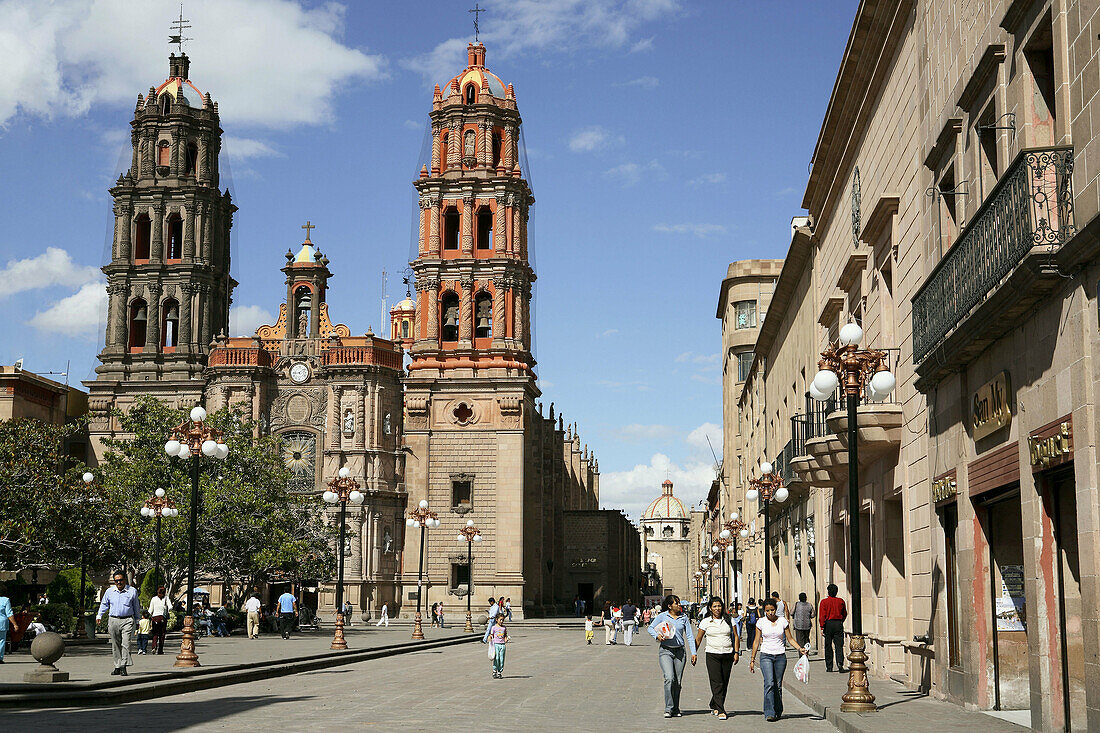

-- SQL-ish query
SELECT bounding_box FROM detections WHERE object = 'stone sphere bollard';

[25,631,70,683]
[476,614,489,626]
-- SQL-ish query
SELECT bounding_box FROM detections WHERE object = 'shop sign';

[995,564,1026,631]
[972,371,1011,441]
[570,557,599,569]
[932,473,957,503]
[1027,419,1072,471]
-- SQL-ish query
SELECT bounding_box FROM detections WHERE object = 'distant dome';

[391,296,415,313]
[293,242,317,263]
[642,479,688,521]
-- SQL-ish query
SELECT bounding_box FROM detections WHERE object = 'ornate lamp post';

[811,321,895,713]
[405,499,440,640]
[163,406,229,668]
[322,466,365,650]
[721,512,748,607]
[139,488,179,594]
[456,519,482,632]
[746,465,789,595]
[74,472,105,638]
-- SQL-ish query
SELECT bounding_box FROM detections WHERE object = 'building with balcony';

[720,2,1098,729]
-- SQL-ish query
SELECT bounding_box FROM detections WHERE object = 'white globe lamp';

[190,406,207,422]
[839,322,863,347]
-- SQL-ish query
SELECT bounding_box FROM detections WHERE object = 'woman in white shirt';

[749,598,806,721]
[693,597,740,720]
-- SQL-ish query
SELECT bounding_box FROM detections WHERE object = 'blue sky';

[0,0,857,518]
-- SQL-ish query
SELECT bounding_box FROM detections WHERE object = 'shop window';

[166,213,183,260]
[734,300,756,329]
[128,299,148,350]
[134,213,151,261]
[476,207,493,249]
[440,292,459,341]
[474,292,492,338]
[443,209,460,250]
[162,299,179,348]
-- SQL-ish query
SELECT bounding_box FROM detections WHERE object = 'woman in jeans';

[646,594,697,718]
[749,597,807,721]
[694,597,740,719]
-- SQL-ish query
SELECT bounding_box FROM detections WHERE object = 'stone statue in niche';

[343,409,354,436]
[382,527,393,554]
[298,310,309,338]
[383,412,391,435]
[464,129,475,158]
[259,412,268,435]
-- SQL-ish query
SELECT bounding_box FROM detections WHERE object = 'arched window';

[162,299,179,348]
[440,131,448,170]
[474,292,492,338]
[184,142,198,177]
[465,83,477,104]
[133,213,151,261]
[492,131,502,169]
[401,320,409,339]
[294,285,312,338]
[157,141,170,167]
[166,213,183,260]
[160,94,171,116]
[440,292,459,342]
[443,208,460,250]
[476,207,493,250]
[128,299,148,350]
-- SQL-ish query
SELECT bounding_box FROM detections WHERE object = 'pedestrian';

[486,597,499,629]
[438,602,446,628]
[483,612,510,678]
[647,594,697,718]
[375,602,390,627]
[819,583,848,672]
[574,595,582,617]
[148,586,170,654]
[621,599,638,645]
[504,597,513,621]
[9,605,32,653]
[744,597,759,649]
[771,590,787,619]
[137,611,152,654]
[95,570,141,676]
[601,601,617,644]
[244,593,263,639]
[276,588,298,639]
[342,600,353,626]
[792,592,815,650]
[642,605,652,625]
[584,614,594,645]
[213,605,230,637]
[430,602,439,627]
[694,597,740,720]
[0,583,18,663]
[749,598,807,722]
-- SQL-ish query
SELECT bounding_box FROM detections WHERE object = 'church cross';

[301,221,315,242]
[469,3,486,42]
[169,4,192,54]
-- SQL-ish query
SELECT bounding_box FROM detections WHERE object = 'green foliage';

[47,568,95,611]
[138,567,166,609]
[30,602,73,632]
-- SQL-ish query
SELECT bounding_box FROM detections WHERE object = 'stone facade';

[562,509,642,610]
[721,2,1100,730]
[640,480,693,601]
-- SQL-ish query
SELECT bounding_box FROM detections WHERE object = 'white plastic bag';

[794,652,810,683]
[487,642,495,659]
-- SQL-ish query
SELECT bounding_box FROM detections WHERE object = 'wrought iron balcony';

[913,146,1074,367]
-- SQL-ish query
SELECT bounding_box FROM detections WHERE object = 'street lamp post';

[74,471,105,638]
[140,488,179,592]
[323,467,365,650]
[163,406,229,668]
[457,519,482,632]
[811,321,895,713]
[746,465,788,596]
[406,500,440,640]
[721,512,748,607]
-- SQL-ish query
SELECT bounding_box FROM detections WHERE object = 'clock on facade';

[289,362,310,384]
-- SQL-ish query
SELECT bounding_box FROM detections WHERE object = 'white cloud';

[600,453,715,520]
[223,136,283,161]
[402,0,679,85]
[614,423,676,442]
[686,422,722,453]
[28,281,106,338]
[403,119,423,130]
[621,75,659,88]
[653,223,727,237]
[0,0,387,129]
[229,304,275,337]
[675,351,719,365]
[0,247,101,297]
[630,36,656,53]
[603,159,663,185]
[600,328,619,337]
[568,125,622,152]
[688,172,727,186]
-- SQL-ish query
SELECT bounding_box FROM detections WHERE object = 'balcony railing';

[913,146,1075,363]
[208,347,272,368]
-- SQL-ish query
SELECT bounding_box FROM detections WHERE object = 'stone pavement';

[9,626,834,732]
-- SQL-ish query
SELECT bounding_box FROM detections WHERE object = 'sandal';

[718,713,728,720]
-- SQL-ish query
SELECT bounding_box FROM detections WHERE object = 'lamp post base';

[840,633,876,712]
[464,611,473,633]
[330,612,348,650]
[173,615,200,668]
[411,611,425,640]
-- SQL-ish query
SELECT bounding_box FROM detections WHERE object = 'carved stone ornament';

[405,395,430,430]
[499,395,522,428]
[447,399,479,426]
[270,389,327,432]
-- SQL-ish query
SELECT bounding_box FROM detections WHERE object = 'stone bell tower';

[87,52,236,456]
[401,42,538,617]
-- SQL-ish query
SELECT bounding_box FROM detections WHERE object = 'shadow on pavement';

[7,695,314,731]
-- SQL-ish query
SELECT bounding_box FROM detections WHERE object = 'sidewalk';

[785,649,1029,733]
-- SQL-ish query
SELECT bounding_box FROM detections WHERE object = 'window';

[942,502,962,667]
[451,475,472,508]
[281,431,317,492]
[936,166,959,257]
[474,292,492,338]
[440,132,449,170]
[737,351,754,382]
[443,209,460,250]
[440,292,459,341]
[644,526,654,537]
[451,562,471,591]
[476,207,493,250]
[133,213,151,261]
[160,94,171,116]
[734,300,757,329]
[662,525,673,538]
[166,213,183,260]
[128,299,148,350]
[162,299,179,348]
[401,320,409,338]
[1024,15,1058,147]
[463,129,476,162]
[157,141,170,167]
[976,103,1000,199]
[492,132,502,169]
[184,142,198,177]
[465,83,477,105]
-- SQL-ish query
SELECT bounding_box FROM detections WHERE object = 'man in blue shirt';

[0,582,19,663]
[276,588,298,639]
[96,570,141,675]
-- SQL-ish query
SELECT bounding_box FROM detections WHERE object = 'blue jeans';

[759,652,787,719]
[657,645,686,713]
[492,643,506,673]
[0,626,7,660]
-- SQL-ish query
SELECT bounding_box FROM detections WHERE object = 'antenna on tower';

[169,4,192,54]
[469,3,486,42]
[380,270,388,338]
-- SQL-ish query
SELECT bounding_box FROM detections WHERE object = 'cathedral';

[85,41,620,618]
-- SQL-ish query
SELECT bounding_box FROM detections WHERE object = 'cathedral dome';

[642,479,688,520]
[156,77,204,108]
[444,43,507,99]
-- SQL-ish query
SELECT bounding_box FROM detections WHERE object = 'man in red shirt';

[818,583,848,672]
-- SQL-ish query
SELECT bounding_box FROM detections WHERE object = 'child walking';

[137,611,152,655]
[585,615,594,644]
[483,612,510,678]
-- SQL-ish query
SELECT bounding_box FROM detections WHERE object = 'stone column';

[131,132,140,178]
[179,284,193,348]
[196,138,208,183]
[183,205,195,260]
[145,285,162,352]
[198,284,211,346]
[413,290,423,343]
[371,512,383,580]
[504,194,515,255]
[426,278,440,341]
[461,192,474,254]
[169,131,180,176]
[430,124,441,174]
[150,202,164,263]
[429,196,441,255]
[523,283,532,350]
[479,123,490,167]
[511,197,522,258]
[450,121,461,169]
[492,278,507,343]
[504,125,515,171]
[350,513,364,577]
[106,284,126,348]
[330,386,343,450]
[355,386,366,450]
[117,203,133,262]
[519,204,529,260]
[514,283,526,347]
[202,202,214,264]
[494,194,506,253]
[418,197,430,256]
[459,276,473,343]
